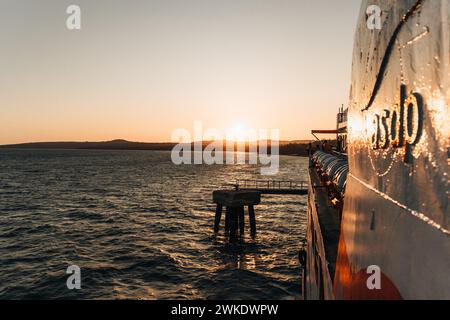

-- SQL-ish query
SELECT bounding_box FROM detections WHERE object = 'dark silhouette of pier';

[212,179,308,242]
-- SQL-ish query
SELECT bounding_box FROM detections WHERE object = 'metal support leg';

[225,206,231,233]
[229,207,239,242]
[238,206,245,237]
[214,204,223,233]
[248,205,256,237]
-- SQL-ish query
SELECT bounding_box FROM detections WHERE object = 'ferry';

[302,0,450,300]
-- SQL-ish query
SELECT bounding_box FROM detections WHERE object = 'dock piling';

[248,205,256,237]
[214,204,223,233]
[238,206,245,236]
[212,190,261,242]
[225,207,231,233]
[229,208,239,242]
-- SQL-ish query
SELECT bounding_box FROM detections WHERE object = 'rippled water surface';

[0,149,308,299]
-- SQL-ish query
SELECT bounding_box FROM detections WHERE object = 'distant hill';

[0,140,176,151]
[0,139,315,156]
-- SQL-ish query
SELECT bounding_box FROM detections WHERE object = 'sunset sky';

[0,0,361,144]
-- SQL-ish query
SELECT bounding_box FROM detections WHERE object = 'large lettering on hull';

[371,85,424,163]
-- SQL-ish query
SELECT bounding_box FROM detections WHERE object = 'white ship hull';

[305,0,450,300]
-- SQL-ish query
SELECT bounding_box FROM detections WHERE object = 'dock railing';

[234,179,308,194]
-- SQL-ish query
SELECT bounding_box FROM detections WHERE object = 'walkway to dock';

[233,179,308,195]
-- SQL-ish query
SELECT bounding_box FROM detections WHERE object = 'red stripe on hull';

[334,231,403,300]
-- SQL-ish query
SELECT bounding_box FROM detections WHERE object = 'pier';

[212,180,307,242]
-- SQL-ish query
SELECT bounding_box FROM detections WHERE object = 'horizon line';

[0,138,316,147]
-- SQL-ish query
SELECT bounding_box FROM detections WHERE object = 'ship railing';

[336,108,348,124]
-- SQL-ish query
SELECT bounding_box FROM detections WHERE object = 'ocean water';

[0,149,308,299]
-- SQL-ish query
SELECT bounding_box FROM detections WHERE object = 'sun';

[230,122,252,142]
